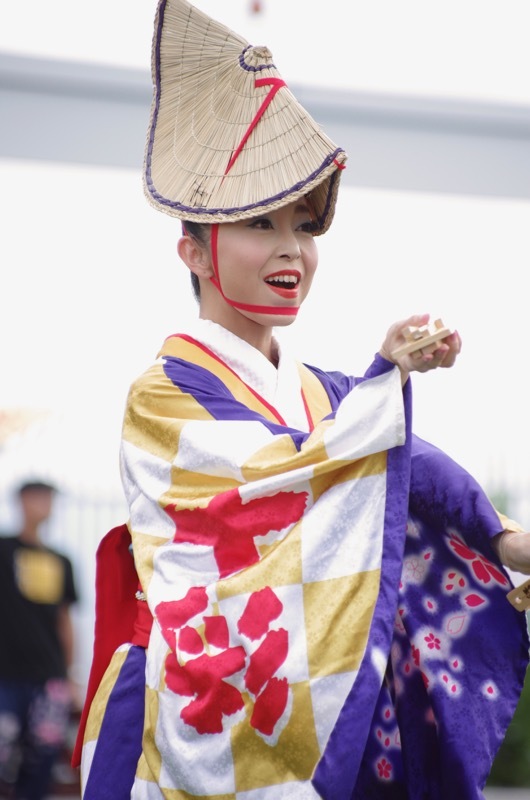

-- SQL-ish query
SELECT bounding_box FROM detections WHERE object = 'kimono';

[76,319,529,800]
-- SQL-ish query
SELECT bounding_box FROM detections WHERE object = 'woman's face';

[200,199,319,339]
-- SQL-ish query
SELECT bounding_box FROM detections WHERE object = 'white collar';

[177,319,310,431]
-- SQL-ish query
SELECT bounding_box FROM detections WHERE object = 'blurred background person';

[0,480,78,800]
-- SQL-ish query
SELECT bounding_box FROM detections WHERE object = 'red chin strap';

[208,223,299,317]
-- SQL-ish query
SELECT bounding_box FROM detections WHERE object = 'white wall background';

[2,0,530,104]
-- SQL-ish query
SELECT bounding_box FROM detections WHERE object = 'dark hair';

[183,221,211,302]
[18,481,56,495]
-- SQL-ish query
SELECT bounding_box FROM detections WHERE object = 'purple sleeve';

[363,353,396,380]
[410,434,503,543]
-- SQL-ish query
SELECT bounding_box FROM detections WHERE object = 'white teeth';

[266,275,298,284]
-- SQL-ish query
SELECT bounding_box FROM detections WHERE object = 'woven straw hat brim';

[143,0,347,234]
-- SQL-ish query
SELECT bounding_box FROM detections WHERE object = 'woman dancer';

[74,2,530,798]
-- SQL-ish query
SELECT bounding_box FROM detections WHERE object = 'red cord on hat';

[224,78,286,176]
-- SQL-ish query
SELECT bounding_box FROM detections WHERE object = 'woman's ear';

[177,235,213,280]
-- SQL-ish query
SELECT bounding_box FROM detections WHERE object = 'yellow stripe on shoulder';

[122,362,213,463]
[160,335,286,425]
[297,363,333,426]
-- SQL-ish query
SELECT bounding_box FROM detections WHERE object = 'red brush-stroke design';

[158,585,291,737]
[245,628,288,696]
[179,626,203,654]
[157,587,209,649]
[166,488,307,578]
[250,677,289,735]
[204,615,229,649]
[238,586,283,640]
[166,647,246,734]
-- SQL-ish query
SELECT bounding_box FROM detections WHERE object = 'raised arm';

[379,313,462,385]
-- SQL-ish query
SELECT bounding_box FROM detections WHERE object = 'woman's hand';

[380,313,462,383]
[492,530,530,575]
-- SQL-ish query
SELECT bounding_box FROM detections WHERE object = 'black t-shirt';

[0,535,78,682]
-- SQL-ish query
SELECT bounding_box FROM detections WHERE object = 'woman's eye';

[299,220,316,233]
[249,218,272,229]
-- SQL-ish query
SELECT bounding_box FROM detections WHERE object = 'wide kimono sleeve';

[344,437,530,800]
[410,433,508,544]
[304,358,529,799]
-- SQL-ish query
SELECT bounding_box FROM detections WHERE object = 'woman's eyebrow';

[294,203,311,213]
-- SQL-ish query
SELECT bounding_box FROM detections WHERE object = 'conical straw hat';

[143,0,347,234]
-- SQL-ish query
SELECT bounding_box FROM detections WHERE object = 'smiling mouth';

[264,272,300,290]
[264,273,300,300]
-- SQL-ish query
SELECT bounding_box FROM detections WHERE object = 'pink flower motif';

[374,728,391,747]
[481,681,499,700]
[441,672,459,695]
[404,558,426,582]
[448,533,508,587]
[445,613,467,636]
[424,632,441,650]
[395,607,406,633]
[444,570,467,593]
[463,593,486,608]
[424,597,437,613]
[377,757,392,780]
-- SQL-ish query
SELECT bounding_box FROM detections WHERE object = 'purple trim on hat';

[239,45,277,73]
[152,0,166,112]
[144,0,168,199]
[145,148,344,225]
[318,165,340,229]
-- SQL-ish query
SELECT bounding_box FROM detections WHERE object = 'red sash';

[71,523,151,767]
